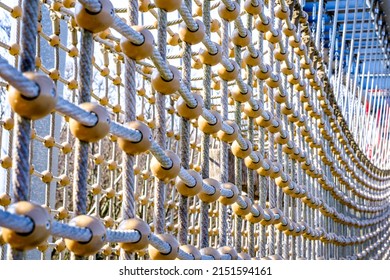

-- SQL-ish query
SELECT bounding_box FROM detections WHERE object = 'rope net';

[0,0,389,260]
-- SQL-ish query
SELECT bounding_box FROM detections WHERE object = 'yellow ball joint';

[120,26,154,60]
[232,195,252,217]
[199,44,222,66]
[244,100,262,118]
[255,63,272,80]
[175,169,202,197]
[150,150,181,181]
[197,178,221,203]
[117,121,152,155]
[246,203,265,223]
[198,110,222,134]
[231,138,253,159]
[200,247,221,260]
[255,17,272,33]
[256,110,273,128]
[257,158,272,177]
[231,85,252,103]
[154,0,182,12]
[268,117,283,133]
[218,2,240,22]
[244,0,262,15]
[65,215,106,257]
[244,151,263,170]
[176,93,204,120]
[217,120,239,143]
[219,183,239,205]
[148,234,179,260]
[74,0,114,33]
[0,193,11,207]
[231,28,251,47]
[8,72,57,120]
[275,5,290,20]
[283,25,296,37]
[151,65,181,95]
[178,19,205,45]
[260,208,275,226]
[178,245,201,260]
[239,252,252,260]
[275,129,289,145]
[243,50,261,67]
[275,172,291,188]
[265,28,282,44]
[219,246,238,260]
[69,103,110,142]
[118,218,150,252]
[217,60,239,81]
[2,201,51,250]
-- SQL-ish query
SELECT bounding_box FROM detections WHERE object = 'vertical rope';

[178,0,192,245]
[289,21,302,260]
[218,0,229,247]
[275,0,284,258]
[154,8,168,235]
[247,9,255,257]
[267,0,276,256]
[258,15,267,258]
[73,29,93,217]
[247,118,255,256]
[12,0,40,202]
[71,25,94,261]
[8,0,40,260]
[233,0,243,253]
[219,3,234,248]
[120,0,138,260]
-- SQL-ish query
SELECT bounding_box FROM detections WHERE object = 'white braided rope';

[77,0,102,13]
[149,234,171,254]
[149,140,172,168]
[111,14,144,45]
[178,3,199,31]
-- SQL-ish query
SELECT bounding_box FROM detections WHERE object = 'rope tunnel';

[0,0,389,260]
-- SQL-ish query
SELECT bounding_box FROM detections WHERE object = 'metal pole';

[335,0,350,101]
[315,0,324,48]
[349,6,368,128]
[327,0,341,80]
[343,3,359,121]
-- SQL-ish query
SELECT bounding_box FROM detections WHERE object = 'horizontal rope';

[111,14,144,45]
[56,97,97,126]
[0,208,33,233]
[148,234,171,254]
[106,229,140,243]
[0,55,39,98]
[149,141,173,169]
[51,221,91,242]
[177,249,195,260]
[178,167,197,186]
[109,122,142,143]
[178,4,198,32]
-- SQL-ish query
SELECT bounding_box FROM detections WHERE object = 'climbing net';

[0,0,389,260]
